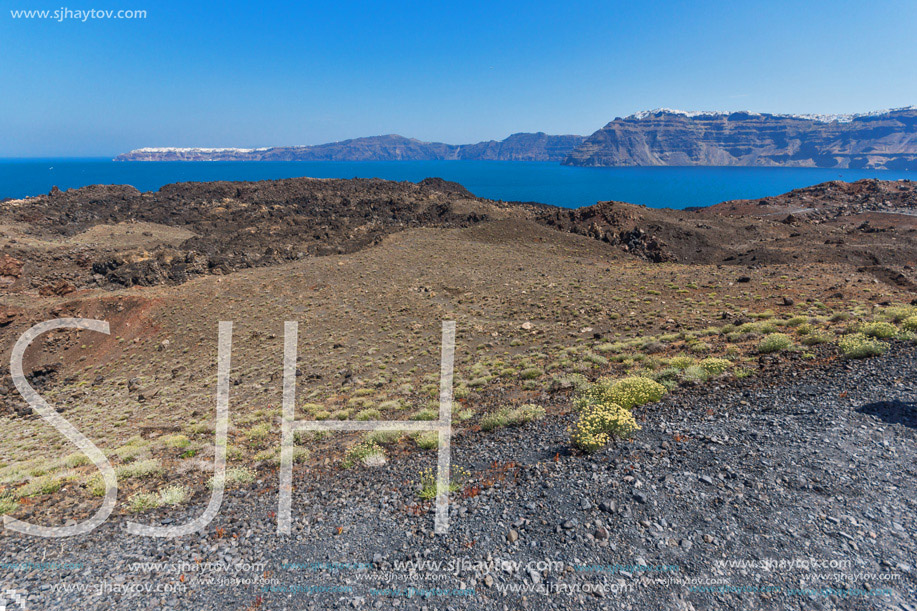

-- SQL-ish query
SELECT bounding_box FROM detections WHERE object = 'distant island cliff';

[114,133,586,163]
[564,107,917,170]
[117,107,917,169]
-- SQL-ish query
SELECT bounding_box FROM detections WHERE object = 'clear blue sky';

[1,0,915,156]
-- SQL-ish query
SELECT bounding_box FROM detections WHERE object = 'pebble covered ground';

[0,343,915,610]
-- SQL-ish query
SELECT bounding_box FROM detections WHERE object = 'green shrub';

[413,431,439,450]
[758,333,793,354]
[838,333,887,359]
[116,459,161,480]
[416,467,463,500]
[606,377,667,409]
[861,321,897,339]
[355,409,382,421]
[366,430,401,445]
[519,367,544,380]
[63,453,91,468]
[343,442,386,468]
[668,356,695,370]
[680,365,710,384]
[575,376,666,411]
[698,358,732,376]
[128,492,161,513]
[0,496,18,515]
[161,434,191,449]
[570,401,639,453]
[883,305,917,323]
[158,485,189,506]
[801,331,833,345]
[410,408,438,421]
[902,315,917,332]
[210,467,255,489]
[244,423,271,442]
[16,475,62,498]
[480,404,545,432]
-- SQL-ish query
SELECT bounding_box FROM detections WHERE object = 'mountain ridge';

[115,132,586,163]
[564,107,917,169]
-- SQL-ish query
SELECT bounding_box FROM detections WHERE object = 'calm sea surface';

[1,159,915,209]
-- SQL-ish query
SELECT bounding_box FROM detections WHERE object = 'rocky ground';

[1,176,916,610]
[0,342,914,610]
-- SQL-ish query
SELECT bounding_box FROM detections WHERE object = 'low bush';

[838,333,887,359]
[570,401,639,453]
[128,492,161,513]
[860,321,897,339]
[480,404,545,432]
[343,441,386,468]
[698,358,732,376]
[758,333,793,354]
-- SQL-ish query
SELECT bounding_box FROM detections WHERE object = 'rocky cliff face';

[116,133,585,163]
[564,108,917,169]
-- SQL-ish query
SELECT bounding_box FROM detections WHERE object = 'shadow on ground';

[858,399,917,429]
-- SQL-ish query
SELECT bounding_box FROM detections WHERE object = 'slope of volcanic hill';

[2,177,916,297]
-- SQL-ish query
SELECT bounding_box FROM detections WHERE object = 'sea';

[1,159,915,209]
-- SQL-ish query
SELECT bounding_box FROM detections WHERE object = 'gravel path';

[1,345,915,610]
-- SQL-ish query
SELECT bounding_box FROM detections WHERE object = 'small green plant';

[698,358,732,376]
[343,441,386,468]
[209,467,255,489]
[410,408,438,421]
[63,453,91,468]
[416,467,468,500]
[902,315,917,332]
[0,496,18,515]
[116,459,162,480]
[161,434,191,449]
[158,485,189,506]
[245,423,272,442]
[355,408,382,421]
[365,430,401,445]
[16,475,62,498]
[519,367,544,380]
[758,333,793,354]
[413,431,439,450]
[838,333,887,359]
[860,321,897,339]
[128,492,161,513]
[479,404,545,432]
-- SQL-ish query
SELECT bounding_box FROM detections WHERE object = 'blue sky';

[1,0,915,156]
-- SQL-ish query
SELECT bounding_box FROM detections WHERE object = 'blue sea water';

[1,159,915,209]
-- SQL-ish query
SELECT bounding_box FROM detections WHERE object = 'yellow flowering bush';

[570,400,639,453]
[698,358,732,376]
[838,333,887,359]
[606,376,667,409]
[574,376,666,411]
[902,315,917,332]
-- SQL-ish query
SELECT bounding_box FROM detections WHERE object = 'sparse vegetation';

[479,404,545,432]
[838,333,887,359]
[758,333,793,354]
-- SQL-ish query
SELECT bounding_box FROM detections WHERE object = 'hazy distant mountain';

[115,133,586,163]
[563,107,917,170]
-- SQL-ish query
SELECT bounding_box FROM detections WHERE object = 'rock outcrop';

[564,107,917,169]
